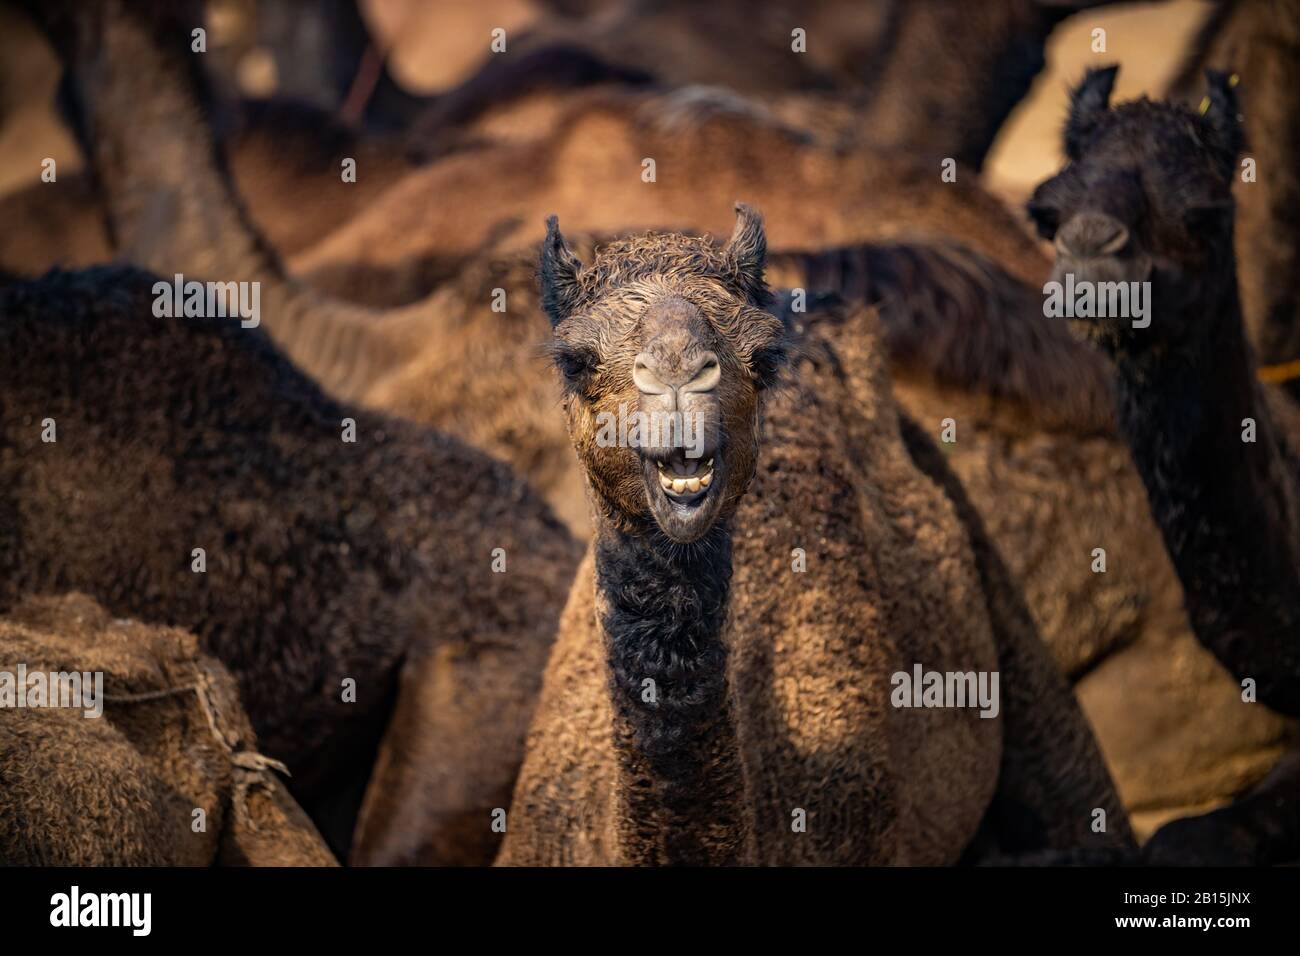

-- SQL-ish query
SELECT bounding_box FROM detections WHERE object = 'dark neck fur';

[594,520,748,864]
[1111,264,1300,715]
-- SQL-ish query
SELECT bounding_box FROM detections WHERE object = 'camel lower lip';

[649,475,711,507]
[643,453,723,528]
[653,456,715,498]
[667,487,709,507]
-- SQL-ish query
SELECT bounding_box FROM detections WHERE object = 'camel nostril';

[681,351,721,394]
[633,353,670,395]
[1097,226,1130,256]
[1056,213,1131,259]
[633,350,720,395]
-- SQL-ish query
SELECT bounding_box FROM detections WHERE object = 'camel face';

[1029,66,1242,350]
[539,204,787,542]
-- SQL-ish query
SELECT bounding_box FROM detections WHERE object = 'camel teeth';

[686,478,701,493]
[672,478,687,494]
[659,473,673,491]
[699,473,712,488]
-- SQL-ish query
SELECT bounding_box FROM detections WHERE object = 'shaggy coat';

[765,242,1299,838]
[496,212,1131,865]
[0,266,582,864]
[1037,69,1300,862]
[0,593,336,866]
[1037,67,1300,717]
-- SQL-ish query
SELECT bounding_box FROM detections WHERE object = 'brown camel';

[40,0,1290,843]
[496,207,1131,865]
[404,0,1109,171]
[290,83,1048,307]
[765,240,1299,840]
[0,94,416,282]
[0,593,336,866]
[4,0,1099,294]
[0,259,582,866]
[1034,65,1300,861]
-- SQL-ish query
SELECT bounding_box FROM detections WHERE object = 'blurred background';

[0,0,1214,223]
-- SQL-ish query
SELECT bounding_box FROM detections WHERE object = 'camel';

[39,0,1046,406]
[0,98,414,275]
[495,207,1131,865]
[0,592,336,866]
[766,240,1298,826]
[294,232,1297,844]
[288,83,1049,307]
[40,0,1292,845]
[1167,0,1300,397]
[1036,66,1300,860]
[4,0,1104,295]
[0,262,583,865]
[404,0,1109,171]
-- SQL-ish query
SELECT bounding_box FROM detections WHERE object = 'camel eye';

[551,344,597,389]
[751,343,787,390]
[1027,202,1060,241]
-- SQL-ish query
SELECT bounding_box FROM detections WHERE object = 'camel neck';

[55,8,396,402]
[593,520,749,864]
[1110,277,1300,714]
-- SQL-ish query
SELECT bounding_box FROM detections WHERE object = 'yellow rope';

[1258,358,1300,384]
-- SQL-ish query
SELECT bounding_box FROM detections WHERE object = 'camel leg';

[349,636,546,866]
[898,414,1136,856]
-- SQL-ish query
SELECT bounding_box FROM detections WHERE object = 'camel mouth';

[641,447,726,542]
[1047,253,1156,334]
[1049,253,1153,297]
[654,453,716,499]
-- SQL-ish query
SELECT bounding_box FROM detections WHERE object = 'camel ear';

[1202,69,1244,169]
[723,202,768,300]
[1064,65,1118,160]
[539,215,583,327]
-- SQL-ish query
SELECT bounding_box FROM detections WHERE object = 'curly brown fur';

[768,240,1115,433]
[497,211,1130,865]
[293,224,1299,842]
[39,2,1288,845]
[771,238,1299,840]
[0,265,582,864]
[0,593,336,866]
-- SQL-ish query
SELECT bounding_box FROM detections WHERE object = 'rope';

[103,663,289,833]
[1258,358,1300,385]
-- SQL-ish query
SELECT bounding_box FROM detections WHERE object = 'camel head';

[539,204,788,544]
[1028,65,1243,351]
